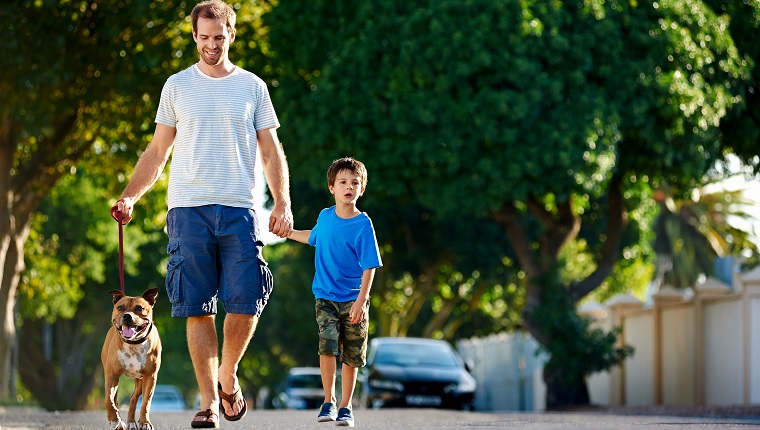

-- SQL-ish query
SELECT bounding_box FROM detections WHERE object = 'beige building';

[459,267,760,411]
[587,267,760,407]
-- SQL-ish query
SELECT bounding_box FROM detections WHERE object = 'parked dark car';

[272,367,326,410]
[360,337,476,410]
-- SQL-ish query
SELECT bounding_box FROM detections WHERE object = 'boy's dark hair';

[327,157,368,188]
[191,0,236,35]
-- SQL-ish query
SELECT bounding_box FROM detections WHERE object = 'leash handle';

[110,204,126,294]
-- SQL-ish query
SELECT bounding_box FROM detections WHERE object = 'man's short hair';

[191,0,236,35]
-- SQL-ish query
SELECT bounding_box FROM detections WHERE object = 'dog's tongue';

[122,326,136,338]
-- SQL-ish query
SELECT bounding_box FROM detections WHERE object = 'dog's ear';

[108,290,125,305]
[142,288,160,306]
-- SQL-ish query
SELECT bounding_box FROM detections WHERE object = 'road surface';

[1,407,759,429]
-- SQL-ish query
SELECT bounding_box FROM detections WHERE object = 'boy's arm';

[350,268,376,324]
[288,229,312,244]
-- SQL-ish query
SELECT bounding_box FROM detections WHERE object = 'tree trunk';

[18,315,102,411]
[0,223,30,401]
[542,366,590,410]
[0,109,77,401]
[0,112,15,401]
[492,176,628,409]
[520,294,592,409]
[0,258,16,401]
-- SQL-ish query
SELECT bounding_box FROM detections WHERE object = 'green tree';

[651,181,759,290]
[16,164,170,409]
[0,0,189,400]
[0,0,275,402]
[264,0,751,407]
[366,202,523,339]
[278,172,523,342]
[703,0,760,168]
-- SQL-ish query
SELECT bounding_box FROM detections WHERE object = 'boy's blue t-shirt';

[308,206,383,302]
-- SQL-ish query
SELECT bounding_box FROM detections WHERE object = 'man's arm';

[258,127,293,237]
[116,123,176,223]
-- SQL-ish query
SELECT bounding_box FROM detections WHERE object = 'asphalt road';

[2,407,760,430]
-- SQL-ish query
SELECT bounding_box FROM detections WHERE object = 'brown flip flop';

[190,409,219,428]
[218,382,247,421]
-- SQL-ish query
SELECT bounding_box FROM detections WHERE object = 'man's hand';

[112,197,135,225]
[269,205,293,238]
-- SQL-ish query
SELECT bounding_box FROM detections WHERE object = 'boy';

[288,157,383,427]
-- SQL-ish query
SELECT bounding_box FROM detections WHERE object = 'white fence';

[457,332,545,411]
[457,267,760,411]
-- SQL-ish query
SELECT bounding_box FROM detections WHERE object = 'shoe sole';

[318,416,337,422]
[336,420,354,427]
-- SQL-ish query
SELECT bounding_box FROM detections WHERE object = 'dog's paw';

[107,420,128,430]
[138,422,154,430]
[127,422,137,430]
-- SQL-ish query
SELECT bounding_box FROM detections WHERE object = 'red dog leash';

[109,204,126,294]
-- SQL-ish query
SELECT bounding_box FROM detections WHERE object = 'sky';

[705,154,760,246]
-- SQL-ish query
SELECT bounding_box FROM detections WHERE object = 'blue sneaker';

[318,402,337,422]
[335,407,354,427]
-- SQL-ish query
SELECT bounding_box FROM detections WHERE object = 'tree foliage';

[652,181,760,289]
[5,0,760,411]
[533,272,633,407]
[0,0,276,404]
[264,0,753,407]
[16,163,171,410]
[0,0,190,401]
[702,0,760,168]
[269,0,746,205]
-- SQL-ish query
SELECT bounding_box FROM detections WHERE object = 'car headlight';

[444,377,476,394]
[369,379,404,391]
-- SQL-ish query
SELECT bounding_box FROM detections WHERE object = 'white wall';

[458,332,544,411]
[462,274,760,410]
[704,300,743,405]
[752,297,760,403]
[661,306,695,404]
[624,313,655,406]
[587,371,610,406]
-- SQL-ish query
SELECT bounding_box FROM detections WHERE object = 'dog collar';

[120,322,154,345]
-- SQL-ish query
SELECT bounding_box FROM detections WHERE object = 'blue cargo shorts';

[165,205,274,317]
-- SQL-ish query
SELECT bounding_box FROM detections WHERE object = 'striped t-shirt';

[155,63,280,210]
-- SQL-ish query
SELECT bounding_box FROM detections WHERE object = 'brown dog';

[101,288,162,430]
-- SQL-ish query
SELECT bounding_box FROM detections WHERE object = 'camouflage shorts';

[316,298,369,368]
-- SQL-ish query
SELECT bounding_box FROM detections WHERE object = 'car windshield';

[289,374,323,389]
[374,343,460,368]
[153,391,180,402]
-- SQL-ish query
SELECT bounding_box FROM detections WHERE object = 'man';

[113,0,292,427]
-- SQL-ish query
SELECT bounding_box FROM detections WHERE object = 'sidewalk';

[1,407,759,429]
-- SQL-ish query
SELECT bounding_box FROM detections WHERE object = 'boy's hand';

[349,299,368,325]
